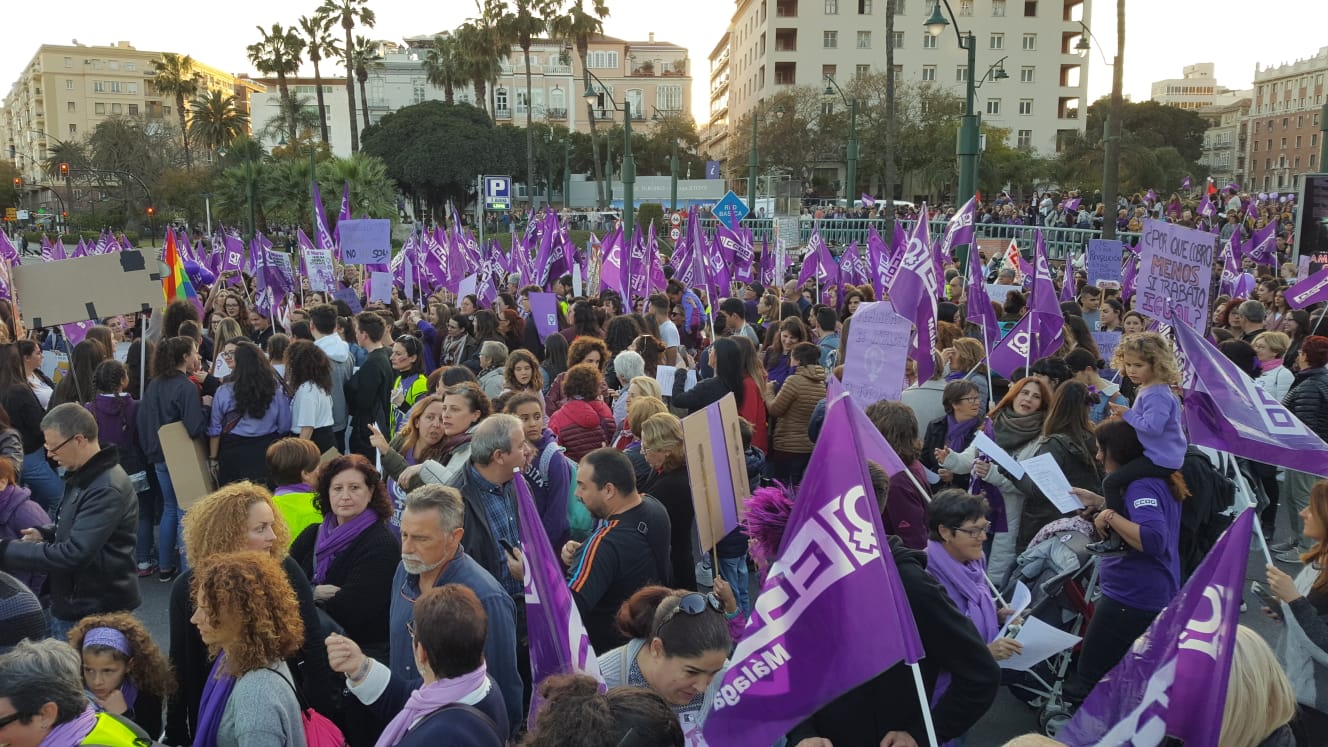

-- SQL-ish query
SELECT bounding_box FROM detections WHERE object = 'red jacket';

[548,398,616,462]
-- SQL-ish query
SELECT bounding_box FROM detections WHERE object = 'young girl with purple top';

[1093,332,1186,554]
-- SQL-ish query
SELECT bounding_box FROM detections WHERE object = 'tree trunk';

[279,74,298,144]
[476,80,489,119]
[1100,0,1125,240]
[580,48,604,209]
[312,56,330,145]
[344,23,359,153]
[523,44,536,206]
[445,81,454,106]
[177,92,192,170]
[359,75,371,130]
[884,0,897,235]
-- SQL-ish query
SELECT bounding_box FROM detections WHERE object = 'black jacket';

[1011,433,1102,550]
[0,446,140,620]
[0,384,46,454]
[137,373,208,464]
[346,346,393,459]
[787,536,1000,746]
[669,372,728,413]
[290,519,400,656]
[1285,367,1328,440]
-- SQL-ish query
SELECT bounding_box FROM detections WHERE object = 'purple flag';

[1197,193,1216,221]
[935,197,977,298]
[1172,318,1328,475]
[702,389,924,746]
[1286,265,1328,309]
[1061,509,1254,747]
[860,193,876,208]
[1244,221,1277,266]
[1219,231,1242,298]
[967,236,1001,351]
[866,225,891,300]
[0,230,17,264]
[1059,264,1076,303]
[759,235,777,288]
[827,375,909,477]
[514,473,604,730]
[1181,176,1192,191]
[627,225,649,303]
[62,319,95,346]
[797,225,832,291]
[1064,197,1082,213]
[1121,254,1140,303]
[887,207,940,382]
[528,292,559,342]
[311,180,339,260]
[598,225,627,300]
[988,310,1064,378]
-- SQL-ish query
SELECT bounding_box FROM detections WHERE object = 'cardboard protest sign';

[1135,220,1214,334]
[304,248,336,292]
[13,250,162,329]
[841,301,911,407]
[680,394,750,551]
[369,271,393,302]
[158,422,214,510]
[1086,239,1124,290]
[338,219,392,265]
[333,287,362,314]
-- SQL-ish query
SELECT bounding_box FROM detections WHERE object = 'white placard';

[1019,453,1083,513]
[972,431,1025,479]
[998,616,1082,671]
[656,366,697,393]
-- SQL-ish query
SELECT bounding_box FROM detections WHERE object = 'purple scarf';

[947,417,1009,532]
[193,655,237,747]
[373,664,489,747]
[944,414,986,452]
[924,540,999,642]
[313,508,380,584]
[39,704,98,747]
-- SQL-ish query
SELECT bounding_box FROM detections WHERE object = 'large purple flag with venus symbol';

[886,205,940,383]
[987,310,1064,379]
[1171,315,1328,476]
[512,471,604,730]
[701,384,924,746]
[1060,509,1254,747]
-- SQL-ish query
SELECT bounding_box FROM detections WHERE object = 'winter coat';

[766,365,827,454]
[0,483,49,592]
[1284,367,1328,440]
[549,398,615,463]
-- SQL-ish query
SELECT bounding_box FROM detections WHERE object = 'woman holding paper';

[921,380,990,492]
[1062,418,1182,705]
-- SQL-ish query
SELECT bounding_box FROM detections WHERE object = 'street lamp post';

[823,76,859,208]
[563,140,572,210]
[651,107,680,213]
[584,71,636,241]
[746,103,785,215]
[925,1,979,210]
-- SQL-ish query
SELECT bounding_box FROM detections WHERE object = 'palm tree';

[256,93,324,143]
[189,90,249,157]
[151,53,200,170]
[318,0,376,153]
[299,14,337,145]
[497,0,555,204]
[248,24,306,144]
[423,33,463,105]
[551,0,610,206]
[454,20,505,119]
[343,36,380,132]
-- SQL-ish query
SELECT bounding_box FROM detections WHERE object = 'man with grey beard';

[323,484,523,729]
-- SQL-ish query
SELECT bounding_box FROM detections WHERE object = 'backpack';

[271,666,348,747]
[539,440,593,542]
[1177,446,1236,580]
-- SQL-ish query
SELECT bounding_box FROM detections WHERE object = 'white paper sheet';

[998,616,1082,671]
[655,366,697,393]
[997,581,1032,639]
[1019,453,1083,513]
[972,431,1025,479]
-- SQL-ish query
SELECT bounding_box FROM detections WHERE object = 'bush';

[636,203,665,232]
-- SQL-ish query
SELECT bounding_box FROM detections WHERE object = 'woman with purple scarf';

[290,454,400,660]
[920,380,991,492]
[191,552,307,747]
[368,584,508,746]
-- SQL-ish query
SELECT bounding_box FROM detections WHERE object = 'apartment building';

[247,77,352,157]
[1150,63,1244,111]
[1247,47,1328,194]
[1197,96,1251,188]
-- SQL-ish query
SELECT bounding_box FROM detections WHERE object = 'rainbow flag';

[162,229,202,314]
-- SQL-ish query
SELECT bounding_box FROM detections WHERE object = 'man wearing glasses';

[0,404,139,639]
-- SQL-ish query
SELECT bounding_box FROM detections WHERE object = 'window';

[991,0,1005,15]
[857,31,871,48]
[824,30,838,48]
[858,0,872,11]
[626,89,644,116]
[956,66,969,82]
[95,102,106,114]
[1020,66,1035,83]
[63,56,72,67]
[856,64,871,78]
[110,81,121,93]
[67,101,76,112]
[922,65,937,81]
[109,61,119,70]
[1281,137,1287,147]
[69,124,77,135]
[658,84,682,110]
[413,79,426,104]
[111,103,122,114]
[126,62,135,71]
[825,0,838,12]
[990,33,1004,50]
[959,0,974,15]
[495,87,509,111]
[823,64,838,79]
[93,80,104,92]
[1017,129,1032,148]
[1024,0,1037,16]
[128,104,138,116]
[1019,99,1033,115]
[923,34,937,49]
[891,31,904,48]
[1022,34,1036,51]
[1315,134,1321,147]
[1253,140,1259,151]
[894,0,903,11]
[127,83,137,94]
[587,51,619,69]
[986,99,1001,115]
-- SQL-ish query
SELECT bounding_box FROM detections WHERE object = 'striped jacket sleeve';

[568,519,618,608]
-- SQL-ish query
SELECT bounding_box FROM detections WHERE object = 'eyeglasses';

[958,396,982,404]
[951,523,992,539]
[220,350,236,360]
[654,592,722,637]
[0,711,26,729]
[406,619,416,639]
[45,434,76,456]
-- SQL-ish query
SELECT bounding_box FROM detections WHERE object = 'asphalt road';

[131,529,1290,746]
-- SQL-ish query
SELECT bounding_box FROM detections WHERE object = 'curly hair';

[314,454,392,522]
[562,362,603,400]
[522,674,683,747]
[182,481,291,561]
[163,299,201,338]
[67,612,176,699]
[283,340,332,395]
[603,315,642,355]
[1111,331,1180,385]
[504,349,543,393]
[228,340,281,419]
[190,552,304,675]
[568,336,609,370]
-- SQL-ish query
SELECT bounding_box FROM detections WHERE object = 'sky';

[3,0,1325,125]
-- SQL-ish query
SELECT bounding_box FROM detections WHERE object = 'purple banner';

[1286,265,1328,309]
[1136,220,1214,335]
[840,301,911,407]
[703,387,923,745]
[988,311,1063,379]
[1061,510,1253,747]
[885,207,939,382]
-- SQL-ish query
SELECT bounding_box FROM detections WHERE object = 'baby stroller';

[1001,518,1100,737]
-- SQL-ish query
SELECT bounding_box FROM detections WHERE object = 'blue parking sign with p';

[484,175,512,210]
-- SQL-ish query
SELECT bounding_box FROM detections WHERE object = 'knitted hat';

[0,571,48,653]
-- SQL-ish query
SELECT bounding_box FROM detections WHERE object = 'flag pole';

[908,662,940,747]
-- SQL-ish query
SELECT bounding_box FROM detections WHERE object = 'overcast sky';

[3,0,1324,126]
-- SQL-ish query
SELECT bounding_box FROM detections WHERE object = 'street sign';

[712,190,750,231]
[483,175,512,211]
[4,208,15,222]
[670,212,682,226]
[670,227,681,241]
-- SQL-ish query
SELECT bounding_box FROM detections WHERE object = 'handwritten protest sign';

[1086,239,1123,290]
[1136,220,1213,335]
[338,219,392,265]
[841,301,912,407]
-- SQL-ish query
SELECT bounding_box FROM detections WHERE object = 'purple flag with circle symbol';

[1244,221,1277,266]
[513,472,604,730]
[797,225,832,291]
[1060,509,1254,747]
[528,292,559,343]
[887,206,939,383]
[988,310,1064,379]
[967,234,1001,351]
[866,224,891,300]
[702,387,924,746]
[1171,316,1328,475]
[1219,230,1242,298]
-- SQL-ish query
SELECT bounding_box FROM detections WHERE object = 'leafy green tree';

[0,161,20,209]
[42,139,92,180]
[550,0,610,205]
[248,24,306,144]
[151,53,200,170]
[189,91,249,157]
[726,86,830,187]
[298,14,337,145]
[1084,98,1208,164]
[318,0,376,152]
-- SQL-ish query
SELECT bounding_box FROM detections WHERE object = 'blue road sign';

[705,160,721,179]
[484,175,512,211]
[713,190,750,230]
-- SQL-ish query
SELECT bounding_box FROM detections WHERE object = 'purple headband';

[82,627,132,656]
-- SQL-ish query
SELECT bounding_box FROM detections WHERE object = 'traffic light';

[10,178,18,188]
[59,162,69,176]
[61,211,68,218]
[146,206,155,217]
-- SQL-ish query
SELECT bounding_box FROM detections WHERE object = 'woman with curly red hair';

[191,551,306,747]
[289,454,400,660]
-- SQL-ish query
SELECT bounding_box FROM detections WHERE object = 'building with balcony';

[247,77,352,157]
[1197,96,1251,188]
[1149,63,1244,111]
[1247,46,1328,194]
[1,41,259,185]
[714,0,1091,180]
[705,32,732,159]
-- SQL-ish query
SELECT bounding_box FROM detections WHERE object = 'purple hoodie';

[526,428,572,548]
[0,482,50,592]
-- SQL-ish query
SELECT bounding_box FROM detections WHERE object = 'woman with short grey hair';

[476,341,509,399]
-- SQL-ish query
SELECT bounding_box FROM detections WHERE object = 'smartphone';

[1250,581,1280,611]
[498,539,517,556]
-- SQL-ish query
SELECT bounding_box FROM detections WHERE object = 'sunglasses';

[654,592,722,637]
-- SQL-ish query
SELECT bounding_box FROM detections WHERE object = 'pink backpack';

[271,667,348,747]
